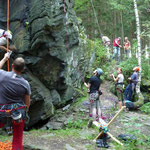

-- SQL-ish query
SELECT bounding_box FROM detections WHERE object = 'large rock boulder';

[0,0,90,127]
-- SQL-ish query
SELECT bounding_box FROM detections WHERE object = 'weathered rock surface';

[0,0,90,127]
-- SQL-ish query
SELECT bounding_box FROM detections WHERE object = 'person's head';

[4,30,12,40]
[118,37,121,40]
[133,66,140,72]
[12,57,25,74]
[93,68,103,76]
[125,37,128,41]
[117,67,122,74]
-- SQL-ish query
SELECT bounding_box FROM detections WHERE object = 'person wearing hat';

[84,68,103,126]
[124,66,140,101]
[112,37,122,62]
[0,29,16,52]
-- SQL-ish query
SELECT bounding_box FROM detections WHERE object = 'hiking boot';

[87,120,93,128]
[103,141,109,148]
[97,140,105,148]
[96,139,103,144]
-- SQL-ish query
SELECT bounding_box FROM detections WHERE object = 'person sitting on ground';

[124,66,140,101]
[0,53,31,150]
[0,29,16,52]
[112,37,122,62]
[84,68,103,127]
[124,37,131,58]
[111,68,125,109]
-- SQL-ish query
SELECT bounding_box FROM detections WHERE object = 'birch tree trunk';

[133,0,144,108]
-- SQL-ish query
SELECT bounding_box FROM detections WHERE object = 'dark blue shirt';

[0,70,31,104]
[131,72,138,85]
[89,75,101,93]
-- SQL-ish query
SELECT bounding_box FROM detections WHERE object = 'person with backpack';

[124,66,140,101]
[111,68,125,109]
[112,37,122,62]
[0,29,16,52]
[84,68,103,127]
[0,52,31,150]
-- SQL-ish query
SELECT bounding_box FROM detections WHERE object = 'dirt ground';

[1,81,150,150]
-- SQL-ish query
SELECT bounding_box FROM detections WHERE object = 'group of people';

[84,66,139,124]
[102,35,131,62]
[0,29,31,150]
[111,66,139,109]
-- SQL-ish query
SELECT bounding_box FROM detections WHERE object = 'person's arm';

[0,53,9,69]
[24,95,31,109]
[0,52,12,69]
[115,40,122,47]
[128,41,131,49]
[84,82,91,93]
[111,74,119,82]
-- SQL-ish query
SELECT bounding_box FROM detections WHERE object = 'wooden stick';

[108,106,126,126]
[93,106,126,141]
[107,132,123,146]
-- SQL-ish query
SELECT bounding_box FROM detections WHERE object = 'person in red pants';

[0,52,31,150]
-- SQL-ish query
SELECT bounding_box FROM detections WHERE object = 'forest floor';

[0,81,150,150]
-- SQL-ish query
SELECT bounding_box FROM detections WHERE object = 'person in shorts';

[84,68,103,126]
[111,68,124,109]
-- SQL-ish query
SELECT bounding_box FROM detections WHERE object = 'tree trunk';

[133,0,144,108]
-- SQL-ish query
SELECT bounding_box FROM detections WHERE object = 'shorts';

[116,84,124,102]
[89,92,99,107]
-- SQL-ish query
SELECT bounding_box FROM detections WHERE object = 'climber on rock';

[84,68,103,127]
[0,29,16,52]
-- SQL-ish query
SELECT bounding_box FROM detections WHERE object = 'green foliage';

[139,102,150,114]
[66,118,87,129]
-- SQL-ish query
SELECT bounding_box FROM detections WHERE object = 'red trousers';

[0,121,24,150]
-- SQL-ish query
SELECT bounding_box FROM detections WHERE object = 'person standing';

[0,52,31,150]
[102,35,111,59]
[112,37,122,62]
[111,68,125,109]
[124,37,131,58]
[0,29,16,52]
[124,67,140,101]
[84,68,103,126]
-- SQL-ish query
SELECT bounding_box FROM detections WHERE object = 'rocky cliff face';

[0,0,90,127]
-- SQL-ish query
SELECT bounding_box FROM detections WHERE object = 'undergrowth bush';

[139,102,150,114]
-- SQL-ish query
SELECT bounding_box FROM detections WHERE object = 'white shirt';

[0,29,7,46]
[118,74,124,83]
[102,36,110,43]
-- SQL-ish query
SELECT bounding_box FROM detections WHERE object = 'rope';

[7,0,10,71]
[90,0,102,37]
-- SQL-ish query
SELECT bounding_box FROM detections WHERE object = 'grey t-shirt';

[0,70,31,104]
